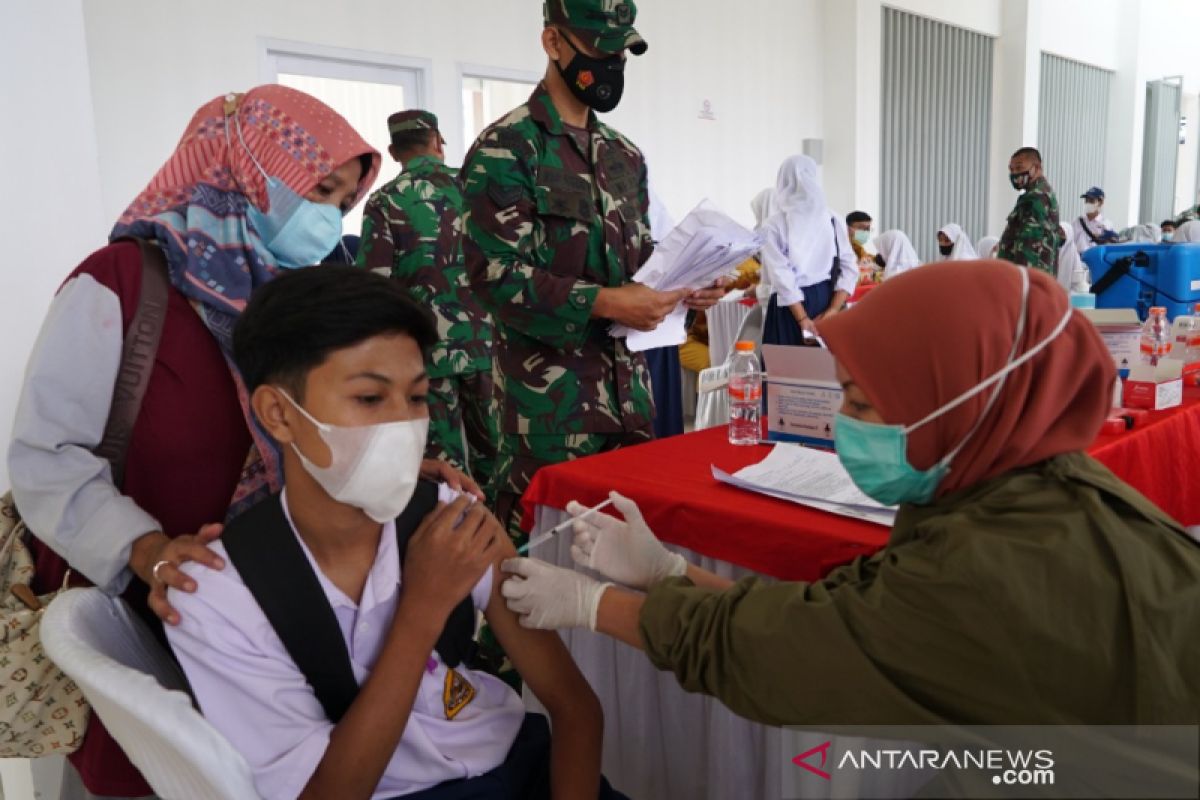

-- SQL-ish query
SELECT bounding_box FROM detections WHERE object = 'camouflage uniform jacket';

[358,156,493,378]
[997,176,1065,275]
[460,85,655,436]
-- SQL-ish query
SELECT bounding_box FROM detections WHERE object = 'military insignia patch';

[488,182,523,209]
[443,667,476,720]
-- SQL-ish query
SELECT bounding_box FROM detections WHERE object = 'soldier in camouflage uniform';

[461,0,724,541]
[358,110,498,500]
[997,147,1065,275]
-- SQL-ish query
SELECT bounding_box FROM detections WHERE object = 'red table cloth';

[522,390,1200,582]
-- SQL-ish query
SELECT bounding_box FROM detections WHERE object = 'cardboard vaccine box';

[1124,359,1183,410]
[762,344,842,448]
[1080,308,1141,379]
[1169,317,1200,387]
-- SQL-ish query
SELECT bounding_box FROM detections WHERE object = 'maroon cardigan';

[30,241,252,796]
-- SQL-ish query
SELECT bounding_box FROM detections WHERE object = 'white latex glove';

[568,491,687,591]
[500,558,611,631]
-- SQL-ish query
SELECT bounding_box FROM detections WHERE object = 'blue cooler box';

[1082,242,1200,321]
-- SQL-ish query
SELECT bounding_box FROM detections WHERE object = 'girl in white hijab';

[1056,221,1088,291]
[1173,220,1200,243]
[873,230,922,280]
[759,155,859,344]
[936,223,978,261]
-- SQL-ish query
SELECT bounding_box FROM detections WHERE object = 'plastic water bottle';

[1139,307,1172,366]
[728,341,762,446]
[1174,303,1200,363]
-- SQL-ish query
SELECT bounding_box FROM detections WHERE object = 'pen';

[517,497,615,554]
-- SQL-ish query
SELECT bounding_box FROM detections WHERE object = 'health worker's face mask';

[555,32,626,113]
[833,267,1074,506]
[853,229,872,246]
[227,110,343,268]
[1084,201,1101,214]
[279,390,428,523]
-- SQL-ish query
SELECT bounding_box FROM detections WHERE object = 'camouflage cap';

[544,0,647,56]
[388,110,439,137]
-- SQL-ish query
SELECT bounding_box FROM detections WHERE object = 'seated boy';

[166,266,620,800]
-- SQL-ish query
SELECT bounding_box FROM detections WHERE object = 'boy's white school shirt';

[166,486,526,800]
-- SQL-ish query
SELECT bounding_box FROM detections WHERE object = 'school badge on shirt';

[443,667,475,720]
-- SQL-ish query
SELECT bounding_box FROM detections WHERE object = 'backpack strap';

[222,494,360,723]
[93,238,170,487]
[1080,216,1106,246]
[392,481,478,669]
[222,481,478,723]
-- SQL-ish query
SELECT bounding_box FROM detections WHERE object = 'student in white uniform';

[759,155,858,344]
[873,230,922,280]
[936,223,978,260]
[1072,186,1119,253]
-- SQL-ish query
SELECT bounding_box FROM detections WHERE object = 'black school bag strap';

[222,493,360,723]
[393,481,479,670]
[222,481,476,723]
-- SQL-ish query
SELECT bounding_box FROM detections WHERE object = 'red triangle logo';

[792,740,833,780]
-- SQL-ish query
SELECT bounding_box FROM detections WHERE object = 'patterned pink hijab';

[111,85,380,516]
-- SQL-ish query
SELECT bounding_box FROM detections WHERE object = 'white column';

[987,0,1044,236]
[1102,0,1145,228]
[821,0,884,219]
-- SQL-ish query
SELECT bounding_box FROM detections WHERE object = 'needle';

[517,498,615,554]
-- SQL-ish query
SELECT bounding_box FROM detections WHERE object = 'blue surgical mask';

[834,267,1073,506]
[227,106,343,268]
[1163,232,1174,242]
[245,177,342,269]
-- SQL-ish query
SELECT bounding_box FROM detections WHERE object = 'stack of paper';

[612,200,762,352]
[712,443,896,527]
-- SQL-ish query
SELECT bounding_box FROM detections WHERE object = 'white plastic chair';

[694,304,765,430]
[40,589,261,800]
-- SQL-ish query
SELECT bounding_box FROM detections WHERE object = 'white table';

[523,506,928,800]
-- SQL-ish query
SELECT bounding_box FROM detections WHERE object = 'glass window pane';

[461,76,538,151]
[278,72,408,241]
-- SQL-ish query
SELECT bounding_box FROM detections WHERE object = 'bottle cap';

[735,341,755,352]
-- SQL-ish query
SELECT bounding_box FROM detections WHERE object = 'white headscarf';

[873,230,922,280]
[1174,220,1200,242]
[937,223,978,260]
[1125,223,1159,243]
[750,188,778,231]
[1056,221,1087,291]
[761,155,836,280]
[976,236,1000,258]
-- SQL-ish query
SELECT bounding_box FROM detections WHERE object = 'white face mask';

[1084,201,1100,214]
[279,390,428,523]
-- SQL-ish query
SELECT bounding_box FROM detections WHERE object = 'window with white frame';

[260,40,431,242]
[461,69,539,152]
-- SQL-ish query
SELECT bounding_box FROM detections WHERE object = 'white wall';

[1039,0,1124,71]
[81,0,818,230]
[606,0,823,226]
[0,0,106,489]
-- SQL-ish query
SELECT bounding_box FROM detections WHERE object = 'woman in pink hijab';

[499,261,1200,791]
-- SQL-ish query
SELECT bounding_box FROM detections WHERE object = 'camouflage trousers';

[494,426,654,547]
[425,370,500,504]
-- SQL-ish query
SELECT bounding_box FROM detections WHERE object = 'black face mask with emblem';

[556,34,626,113]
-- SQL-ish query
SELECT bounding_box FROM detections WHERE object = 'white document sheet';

[712,443,897,527]
[612,200,762,352]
